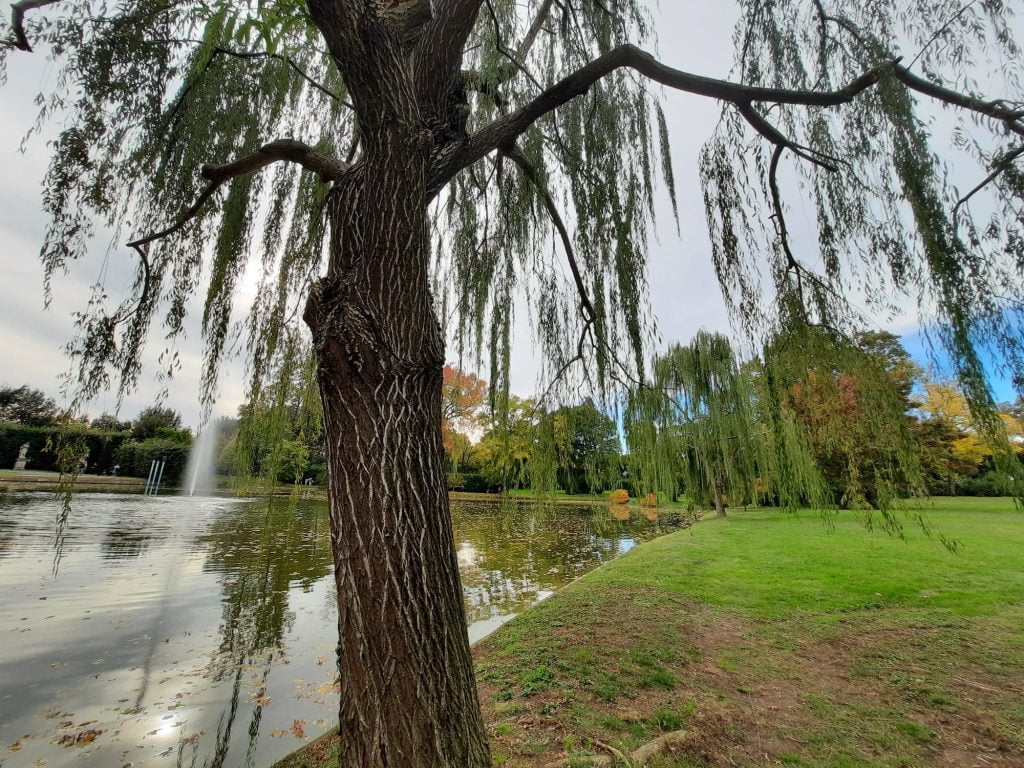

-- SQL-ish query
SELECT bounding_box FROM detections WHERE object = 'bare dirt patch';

[475,588,1024,767]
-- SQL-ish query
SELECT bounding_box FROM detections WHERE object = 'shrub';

[0,422,128,473]
[115,439,190,484]
[608,489,629,505]
[639,493,659,508]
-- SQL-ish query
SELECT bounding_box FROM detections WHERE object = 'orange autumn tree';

[779,331,923,509]
[441,365,487,467]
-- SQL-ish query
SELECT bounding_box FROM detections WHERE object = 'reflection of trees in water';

[453,502,690,623]
[161,497,684,766]
[190,499,333,768]
[100,526,154,561]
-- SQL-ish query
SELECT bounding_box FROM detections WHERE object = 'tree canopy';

[0,384,60,427]
[6,1,1024,762]
[3,0,1022,459]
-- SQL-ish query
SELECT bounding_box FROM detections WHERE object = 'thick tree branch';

[4,0,63,51]
[414,0,485,105]
[434,44,891,187]
[127,139,348,251]
[517,0,555,60]
[200,138,349,184]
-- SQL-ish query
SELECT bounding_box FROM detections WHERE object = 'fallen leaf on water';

[270,729,287,739]
[56,729,102,747]
[291,719,306,739]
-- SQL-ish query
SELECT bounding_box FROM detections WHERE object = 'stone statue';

[13,443,29,471]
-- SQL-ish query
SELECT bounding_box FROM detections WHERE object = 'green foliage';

[535,400,621,495]
[230,328,323,486]
[114,438,190,483]
[90,412,132,432]
[0,385,60,427]
[473,395,539,490]
[0,422,127,473]
[627,331,771,511]
[131,405,185,440]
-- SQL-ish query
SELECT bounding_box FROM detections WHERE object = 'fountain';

[183,421,220,496]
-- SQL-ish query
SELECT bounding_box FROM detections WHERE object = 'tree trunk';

[712,468,727,518]
[713,488,727,518]
[304,146,491,765]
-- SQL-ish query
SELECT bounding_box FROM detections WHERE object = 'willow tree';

[4,0,1024,764]
[631,332,769,517]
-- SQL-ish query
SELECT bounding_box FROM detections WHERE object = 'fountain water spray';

[184,420,220,497]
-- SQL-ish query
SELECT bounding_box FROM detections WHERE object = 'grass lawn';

[274,497,1024,767]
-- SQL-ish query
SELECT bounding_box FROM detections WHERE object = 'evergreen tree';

[5,1,1024,763]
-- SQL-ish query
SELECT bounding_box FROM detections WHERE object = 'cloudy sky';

[0,2,1015,429]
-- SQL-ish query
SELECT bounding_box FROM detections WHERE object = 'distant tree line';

[0,388,195,482]
[9,334,1019,501]
[442,332,1024,506]
[222,337,1022,505]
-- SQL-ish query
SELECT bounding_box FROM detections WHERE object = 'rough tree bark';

[303,132,492,768]
[299,3,492,764]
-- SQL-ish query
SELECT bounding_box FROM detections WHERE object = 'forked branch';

[438,44,892,183]
[4,0,63,51]
[127,139,348,251]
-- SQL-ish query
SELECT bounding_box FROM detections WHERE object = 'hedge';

[0,422,129,473]
[114,439,190,484]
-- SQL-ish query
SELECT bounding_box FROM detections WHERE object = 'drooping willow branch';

[119,139,350,322]
[208,45,350,107]
[812,5,1024,136]
[501,145,595,325]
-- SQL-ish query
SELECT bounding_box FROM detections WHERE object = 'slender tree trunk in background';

[303,142,491,766]
[712,466,729,520]
[713,469,727,518]
[713,489,727,518]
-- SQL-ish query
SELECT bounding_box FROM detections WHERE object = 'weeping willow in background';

[626,332,775,517]
[1,0,1022,499]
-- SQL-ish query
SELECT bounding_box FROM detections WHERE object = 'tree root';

[543,730,692,767]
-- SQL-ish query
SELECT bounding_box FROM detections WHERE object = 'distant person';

[112,464,120,476]
[78,457,88,474]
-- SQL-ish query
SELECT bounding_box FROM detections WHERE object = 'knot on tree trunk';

[305,274,444,377]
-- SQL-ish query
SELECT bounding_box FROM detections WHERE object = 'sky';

[0,1,1018,430]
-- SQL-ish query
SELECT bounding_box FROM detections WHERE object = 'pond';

[0,492,688,767]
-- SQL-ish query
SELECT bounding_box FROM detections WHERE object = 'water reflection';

[0,493,687,767]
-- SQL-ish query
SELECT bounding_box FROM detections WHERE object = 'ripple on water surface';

[0,491,686,767]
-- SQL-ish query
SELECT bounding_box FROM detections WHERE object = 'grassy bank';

[0,469,146,493]
[275,497,1024,767]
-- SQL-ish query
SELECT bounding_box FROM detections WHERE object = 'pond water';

[0,492,688,768]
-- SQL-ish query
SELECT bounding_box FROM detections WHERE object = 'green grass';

[591,496,1024,618]
[273,497,1024,767]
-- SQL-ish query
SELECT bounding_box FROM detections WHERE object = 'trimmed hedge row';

[114,440,189,484]
[0,423,128,473]
[1,423,190,484]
